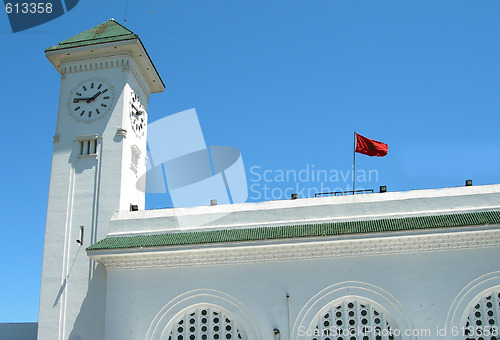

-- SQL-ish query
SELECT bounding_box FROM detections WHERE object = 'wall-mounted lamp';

[466,179,473,187]
[76,226,84,246]
[130,204,139,211]
[210,199,218,206]
[379,186,387,193]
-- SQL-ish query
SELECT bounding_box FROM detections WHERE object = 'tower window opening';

[77,135,99,157]
[90,139,97,154]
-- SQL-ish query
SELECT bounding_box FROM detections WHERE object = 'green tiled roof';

[87,210,500,251]
[46,19,138,52]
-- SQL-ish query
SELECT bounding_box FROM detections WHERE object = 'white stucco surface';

[102,247,500,340]
[90,184,500,340]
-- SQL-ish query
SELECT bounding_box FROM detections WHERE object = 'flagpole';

[353,131,356,194]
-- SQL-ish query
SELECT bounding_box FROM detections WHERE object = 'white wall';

[96,184,500,340]
[102,241,500,340]
[0,323,38,340]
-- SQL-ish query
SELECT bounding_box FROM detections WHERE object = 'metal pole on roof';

[353,131,357,193]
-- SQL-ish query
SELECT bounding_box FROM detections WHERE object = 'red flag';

[355,133,388,157]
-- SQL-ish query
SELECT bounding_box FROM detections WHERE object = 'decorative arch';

[145,289,262,340]
[292,281,414,340]
[446,271,500,340]
[166,304,247,340]
[309,296,402,340]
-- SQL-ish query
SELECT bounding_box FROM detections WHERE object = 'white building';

[38,20,500,340]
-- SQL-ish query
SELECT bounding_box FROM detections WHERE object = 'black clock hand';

[73,97,92,103]
[131,102,144,115]
[86,91,102,103]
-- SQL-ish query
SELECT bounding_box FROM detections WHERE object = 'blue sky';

[2,0,500,322]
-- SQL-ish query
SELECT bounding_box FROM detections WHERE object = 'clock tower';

[39,19,164,340]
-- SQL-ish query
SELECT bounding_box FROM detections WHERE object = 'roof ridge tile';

[87,210,500,251]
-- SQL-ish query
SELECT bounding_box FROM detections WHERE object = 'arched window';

[311,299,401,340]
[168,306,247,340]
[464,290,500,340]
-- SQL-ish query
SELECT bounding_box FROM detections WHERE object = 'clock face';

[68,79,114,122]
[129,91,146,137]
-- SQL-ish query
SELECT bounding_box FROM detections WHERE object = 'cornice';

[89,228,500,271]
[61,54,152,97]
[116,128,127,138]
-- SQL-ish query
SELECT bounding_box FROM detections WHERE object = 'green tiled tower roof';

[87,210,500,251]
[46,19,138,52]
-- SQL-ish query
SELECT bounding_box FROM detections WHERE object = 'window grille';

[168,307,246,340]
[464,291,500,340]
[311,299,401,340]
